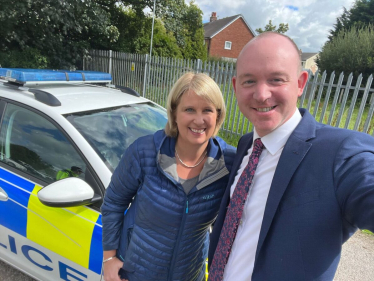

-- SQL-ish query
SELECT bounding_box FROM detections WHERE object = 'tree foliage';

[329,8,351,40]
[317,24,374,79]
[0,0,119,68]
[106,0,206,59]
[255,20,289,34]
[0,0,206,68]
[329,0,374,41]
[179,2,207,60]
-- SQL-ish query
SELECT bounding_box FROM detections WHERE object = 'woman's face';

[175,90,217,147]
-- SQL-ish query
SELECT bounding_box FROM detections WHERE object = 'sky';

[193,0,356,53]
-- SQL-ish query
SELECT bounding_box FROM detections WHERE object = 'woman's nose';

[193,113,205,125]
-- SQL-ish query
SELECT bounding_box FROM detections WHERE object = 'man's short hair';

[237,31,302,73]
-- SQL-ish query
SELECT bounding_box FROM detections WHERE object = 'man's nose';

[253,83,271,103]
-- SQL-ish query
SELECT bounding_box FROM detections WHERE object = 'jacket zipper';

[156,159,190,281]
[156,150,226,280]
[168,196,189,281]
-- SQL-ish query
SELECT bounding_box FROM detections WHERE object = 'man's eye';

[272,78,284,83]
[244,80,255,84]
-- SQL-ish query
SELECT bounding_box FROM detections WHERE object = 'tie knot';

[253,138,264,152]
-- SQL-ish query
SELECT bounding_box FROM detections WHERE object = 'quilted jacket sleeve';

[101,140,143,251]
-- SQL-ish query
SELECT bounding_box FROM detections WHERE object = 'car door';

[0,101,103,281]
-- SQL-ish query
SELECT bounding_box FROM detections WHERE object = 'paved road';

[1,231,373,281]
[334,231,374,281]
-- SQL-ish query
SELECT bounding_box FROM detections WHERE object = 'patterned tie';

[208,138,265,281]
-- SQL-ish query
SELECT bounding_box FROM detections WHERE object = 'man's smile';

[255,106,276,112]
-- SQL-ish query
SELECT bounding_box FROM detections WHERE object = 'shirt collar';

[253,108,302,155]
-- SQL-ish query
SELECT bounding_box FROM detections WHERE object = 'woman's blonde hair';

[164,72,226,137]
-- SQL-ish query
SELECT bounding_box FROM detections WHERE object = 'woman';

[101,72,236,281]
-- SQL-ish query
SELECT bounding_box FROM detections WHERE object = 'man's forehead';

[240,34,299,59]
[237,71,290,79]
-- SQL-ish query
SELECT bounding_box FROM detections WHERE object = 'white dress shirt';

[222,108,302,281]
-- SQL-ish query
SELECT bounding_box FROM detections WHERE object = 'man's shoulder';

[297,111,374,151]
[237,133,253,150]
[314,122,373,143]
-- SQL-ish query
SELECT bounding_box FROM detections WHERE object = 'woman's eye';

[185,108,194,112]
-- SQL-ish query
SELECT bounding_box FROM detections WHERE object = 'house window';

[224,41,232,50]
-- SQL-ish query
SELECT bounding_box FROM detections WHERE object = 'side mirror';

[38,177,101,207]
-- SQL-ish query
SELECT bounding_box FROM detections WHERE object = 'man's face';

[233,35,308,137]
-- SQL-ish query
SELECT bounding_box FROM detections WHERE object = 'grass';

[299,95,373,133]
[362,230,374,235]
[218,130,241,147]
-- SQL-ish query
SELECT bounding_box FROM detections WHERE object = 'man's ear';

[297,71,309,97]
[232,76,237,94]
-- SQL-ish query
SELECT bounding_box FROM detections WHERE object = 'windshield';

[65,102,167,172]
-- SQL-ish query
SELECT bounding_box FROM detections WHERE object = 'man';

[208,32,374,280]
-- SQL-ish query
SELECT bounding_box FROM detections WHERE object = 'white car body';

[0,69,167,281]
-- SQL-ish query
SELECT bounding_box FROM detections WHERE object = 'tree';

[348,0,374,28]
[102,0,206,59]
[0,0,207,68]
[0,0,119,68]
[159,0,207,59]
[328,8,351,40]
[179,1,207,60]
[133,18,183,58]
[329,0,374,41]
[317,24,374,79]
[256,20,289,34]
[107,6,182,57]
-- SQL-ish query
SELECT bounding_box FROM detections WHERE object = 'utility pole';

[150,0,156,57]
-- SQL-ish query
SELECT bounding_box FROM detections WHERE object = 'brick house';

[204,12,256,60]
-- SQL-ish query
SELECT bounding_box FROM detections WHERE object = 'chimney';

[210,12,217,22]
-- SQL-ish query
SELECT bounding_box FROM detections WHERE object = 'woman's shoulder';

[213,136,236,167]
[214,136,236,155]
[132,129,165,148]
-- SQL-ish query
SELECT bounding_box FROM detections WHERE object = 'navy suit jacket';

[209,109,374,280]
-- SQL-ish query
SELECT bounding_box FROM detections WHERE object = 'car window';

[0,103,86,184]
[66,102,167,172]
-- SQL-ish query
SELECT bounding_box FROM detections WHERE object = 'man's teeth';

[191,128,205,133]
[257,107,274,112]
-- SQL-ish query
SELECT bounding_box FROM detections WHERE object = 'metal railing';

[84,50,374,137]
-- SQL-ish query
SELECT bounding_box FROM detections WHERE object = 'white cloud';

[193,0,356,52]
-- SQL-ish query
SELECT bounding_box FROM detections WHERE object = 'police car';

[0,68,168,280]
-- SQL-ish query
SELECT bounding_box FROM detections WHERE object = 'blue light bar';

[0,68,112,85]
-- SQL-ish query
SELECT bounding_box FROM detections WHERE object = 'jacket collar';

[153,129,225,160]
[153,130,229,190]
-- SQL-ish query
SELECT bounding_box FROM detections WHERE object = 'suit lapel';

[255,109,316,261]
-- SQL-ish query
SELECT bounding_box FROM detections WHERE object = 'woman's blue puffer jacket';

[101,130,236,281]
